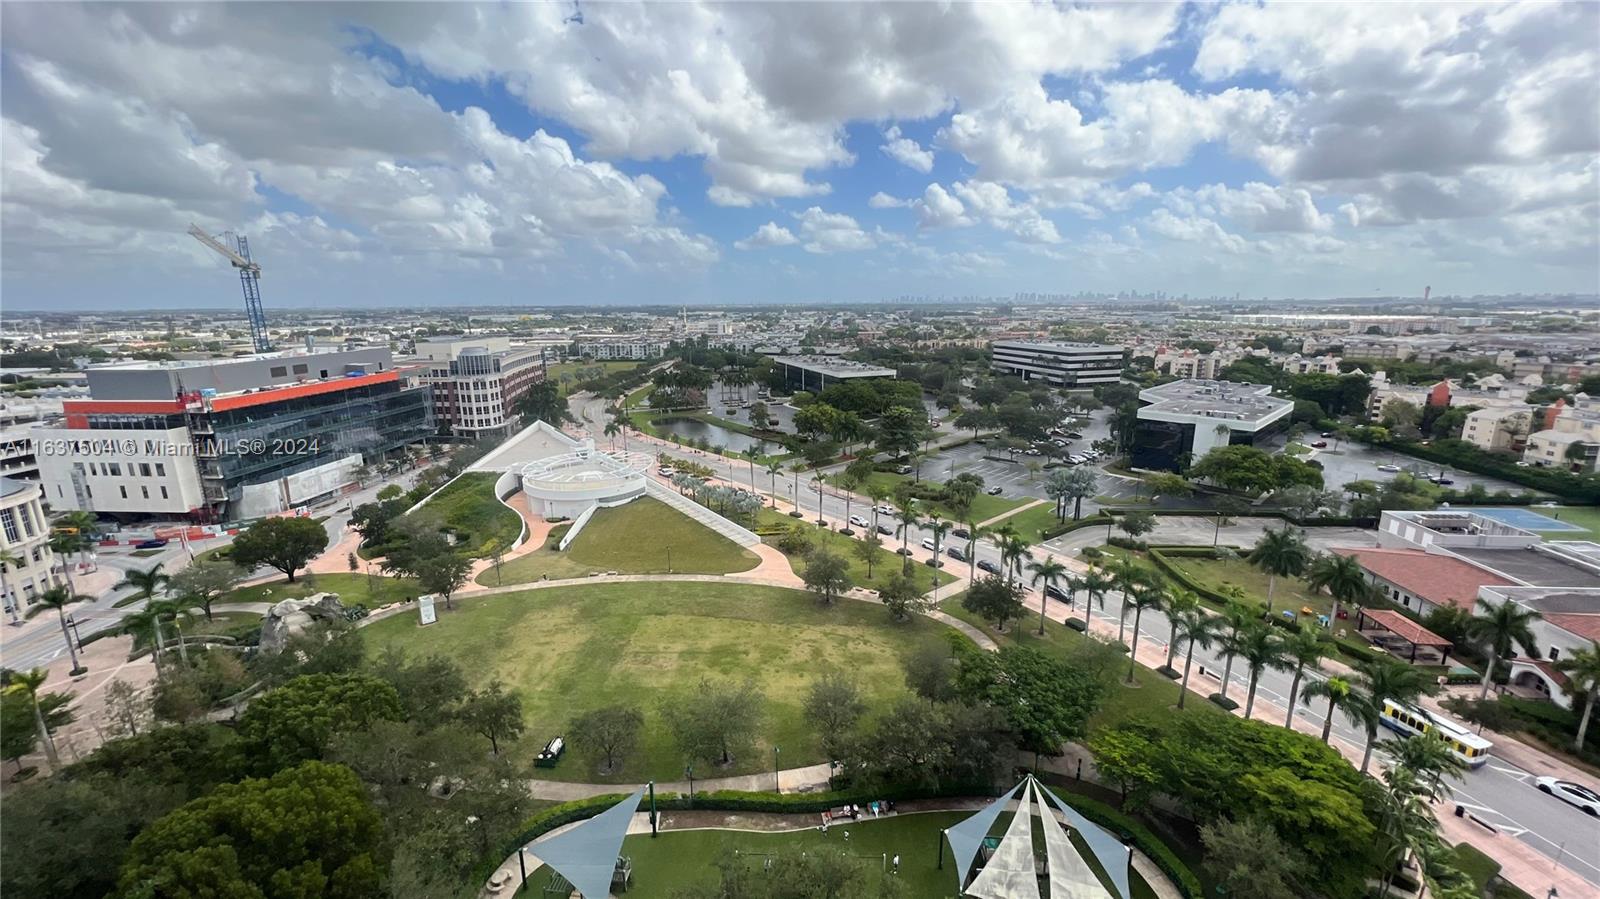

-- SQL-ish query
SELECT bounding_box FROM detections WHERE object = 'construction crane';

[187,223,272,353]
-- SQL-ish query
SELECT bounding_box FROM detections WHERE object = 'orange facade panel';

[206,370,398,411]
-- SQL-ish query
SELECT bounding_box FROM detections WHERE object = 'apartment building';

[990,340,1124,389]
[1279,353,1343,375]
[1523,399,1600,472]
[0,476,57,615]
[36,350,433,522]
[1153,348,1226,380]
[414,337,544,439]
[576,338,667,361]
[1461,406,1532,453]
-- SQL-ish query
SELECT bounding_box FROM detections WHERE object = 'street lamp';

[773,746,781,793]
[685,764,695,808]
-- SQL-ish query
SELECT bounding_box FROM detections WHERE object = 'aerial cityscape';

[1,3,1598,899]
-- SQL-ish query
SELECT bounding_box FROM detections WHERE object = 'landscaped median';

[754,507,960,595]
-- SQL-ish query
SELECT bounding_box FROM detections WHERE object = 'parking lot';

[1306,440,1539,496]
[915,408,1117,504]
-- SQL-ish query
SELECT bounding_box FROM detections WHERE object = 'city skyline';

[2,2,1597,310]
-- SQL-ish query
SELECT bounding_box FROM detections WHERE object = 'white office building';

[0,476,58,614]
[990,340,1124,389]
[1131,379,1294,472]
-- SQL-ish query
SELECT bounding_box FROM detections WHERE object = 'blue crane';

[187,223,273,353]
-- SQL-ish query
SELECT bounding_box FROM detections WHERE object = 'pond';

[652,416,772,454]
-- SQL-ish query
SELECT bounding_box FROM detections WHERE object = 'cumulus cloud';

[914,184,972,229]
[794,206,879,254]
[881,126,934,172]
[868,192,910,209]
[734,222,799,250]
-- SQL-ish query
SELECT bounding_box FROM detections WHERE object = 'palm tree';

[1027,555,1069,635]
[1079,568,1114,624]
[115,562,171,606]
[1169,597,1223,710]
[865,482,891,534]
[148,599,192,667]
[26,585,89,674]
[896,501,922,575]
[965,520,985,586]
[1158,588,1200,674]
[837,470,864,533]
[1122,580,1167,685]
[1352,658,1437,774]
[1107,557,1148,646]
[1305,552,1372,625]
[1387,733,1468,802]
[789,461,805,510]
[1236,622,1288,718]
[1554,641,1600,753]
[603,418,621,449]
[1301,675,1356,744]
[7,668,59,769]
[926,516,953,588]
[766,460,785,508]
[0,547,22,624]
[997,530,1029,589]
[1247,526,1311,615]
[1279,624,1332,727]
[1466,598,1541,700]
[1213,602,1256,709]
[47,531,86,594]
[120,606,169,671]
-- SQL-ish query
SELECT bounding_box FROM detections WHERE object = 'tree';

[1236,622,1288,719]
[0,689,40,775]
[1116,510,1156,543]
[417,550,474,611]
[516,379,575,425]
[114,761,386,899]
[662,677,764,767]
[47,530,89,594]
[1145,472,1192,500]
[370,646,470,728]
[840,697,1006,793]
[1212,602,1257,710]
[1169,596,1223,709]
[458,680,525,756]
[1278,625,1332,727]
[1351,658,1437,774]
[956,646,1106,758]
[895,501,922,572]
[568,704,645,775]
[1121,580,1166,684]
[1305,552,1372,624]
[1301,675,1355,744]
[1088,724,1162,808]
[1554,641,1600,753]
[229,516,330,582]
[874,405,926,458]
[1200,817,1310,899]
[852,533,885,579]
[165,562,241,622]
[1106,557,1152,646]
[903,641,958,705]
[1056,466,1099,520]
[1027,555,1069,635]
[238,672,404,769]
[801,547,853,604]
[1466,597,1541,699]
[962,575,1024,631]
[6,668,60,769]
[1381,398,1422,436]
[802,672,865,762]
[350,498,404,547]
[376,483,404,502]
[1247,526,1311,615]
[877,571,924,621]
[115,562,171,606]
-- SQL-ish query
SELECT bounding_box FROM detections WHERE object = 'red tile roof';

[1544,613,1600,642]
[1334,547,1517,611]
[1358,608,1453,647]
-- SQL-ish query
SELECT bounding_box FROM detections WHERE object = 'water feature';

[652,416,770,454]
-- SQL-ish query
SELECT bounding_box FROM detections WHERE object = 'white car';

[876,504,896,516]
[1536,777,1600,816]
[1377,464,1402,473]
[848,515,869,529]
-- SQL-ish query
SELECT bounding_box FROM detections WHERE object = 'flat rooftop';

[770,356,896,378]
[992,340,1124,353]
[1136,379,1292,423]
[88,348,352,372]
[1449,546,1600,590]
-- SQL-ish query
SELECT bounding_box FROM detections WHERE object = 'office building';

[770,356,897,393]
[0,477,57,615]
[1130,379,1294,472]
[36,350,432,522]
[414,336,544,439]
[990,340,1124,389]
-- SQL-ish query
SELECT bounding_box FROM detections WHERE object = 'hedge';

[1039,514,1112,541]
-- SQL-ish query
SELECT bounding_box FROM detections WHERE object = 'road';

[577,390,1600,889]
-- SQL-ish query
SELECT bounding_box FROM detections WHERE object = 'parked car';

[877,524,895,536]
[849,515,869,529]
[921,537,938,552]
[952,527,970,539]
[986,486,1003,496]
[1536,777,1600,816]
[1320,431,1335,438]
[1377,464,1402,473]
[134,538,169,549]
[876,504,896,516]
[1429,475,1454,486]
[977,559,1001,575]
[1065,432,1083,439]
[1310,440,1328,448]
[1068,455,1087,465]
[535,737,565,768]
[895,464,913,475]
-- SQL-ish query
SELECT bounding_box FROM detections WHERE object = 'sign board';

[418,594,437,626]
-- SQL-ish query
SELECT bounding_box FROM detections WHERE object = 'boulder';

[259,592,347,654]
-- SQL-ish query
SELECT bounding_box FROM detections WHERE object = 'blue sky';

[2,2,1596,310]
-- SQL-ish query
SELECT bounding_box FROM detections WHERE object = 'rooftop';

[991,339,1124,353]
[1136,378,1293,424]
[769,356,897,377]
[1334,547,1517,611]
[1484,586,1600,641]
[1447,546,1600,590]
[0,476,35,500]
[88,348,355,372]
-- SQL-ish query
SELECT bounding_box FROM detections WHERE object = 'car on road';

[946,545,967,562]
[849,515,869,529]
[952,527,970,539]
[1065,432,1083,439]
[877,524,895,536]
[876,504,896,516]
[895,465,913,475]
[1429,475,1454,485]
[1310,440,1328,448]
[134,538,169,549]
[1043,583,1070,601]
[1535,777,1600,816]
[1320,431,1335,438]
[1377,464,1402,473]
[986,486,1003,495]
[977,559,1001,575]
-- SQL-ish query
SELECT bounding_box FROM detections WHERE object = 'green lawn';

[1524,505,1600,541]
[362,582,964,781]
[214,572,422,610]
[566,809,1160,899]
[547,360,643,395]
[412,471,523,558]
[832,470,1028,524]
[478,496,760,587]
[939,598,1224,734]
[1157,554,1332,619]
[757,508,958,595]
[984,502,1074,544]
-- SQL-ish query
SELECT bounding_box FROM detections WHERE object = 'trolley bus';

[1379,699,1493,768]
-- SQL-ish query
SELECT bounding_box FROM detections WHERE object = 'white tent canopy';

[948,776,1126,899]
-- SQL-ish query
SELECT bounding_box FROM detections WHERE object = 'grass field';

[984,502,1073,543]
[756,508,959,595]
[214,571,421,610]
[832,470,1029,524]
[363,582,964,781]
[477,497,759,586]
[546,360,643,395]
[568,809,1160,899]
[1525,505,1600,541]
[1156,554,1332,618]
[413,471,523,557]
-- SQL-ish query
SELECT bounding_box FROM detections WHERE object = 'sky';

[2,1,1597,311]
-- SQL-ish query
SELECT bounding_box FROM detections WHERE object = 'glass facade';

[1131,420,1194,472]
[204,380,433,492]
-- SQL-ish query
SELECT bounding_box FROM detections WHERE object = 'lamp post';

[686,764,695,808]
[773,746,781,793]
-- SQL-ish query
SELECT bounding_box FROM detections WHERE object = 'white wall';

[35,425,205,515]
